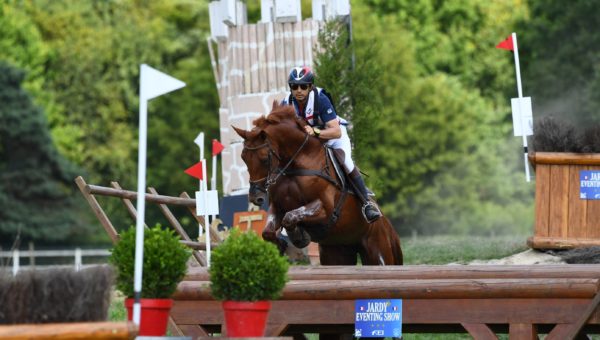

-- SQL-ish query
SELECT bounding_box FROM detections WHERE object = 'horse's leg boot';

[349,168,381,223]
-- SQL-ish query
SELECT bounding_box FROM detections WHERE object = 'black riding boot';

[349,169,381,223]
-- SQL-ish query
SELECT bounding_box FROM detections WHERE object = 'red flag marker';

[212,139,224,156]
[184,161,204,180]
[496,35,513,51]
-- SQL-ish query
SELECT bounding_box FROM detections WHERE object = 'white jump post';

[497,32,533,182]
[133,64,185,326]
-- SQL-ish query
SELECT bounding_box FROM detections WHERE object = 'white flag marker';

[133,64,185,326]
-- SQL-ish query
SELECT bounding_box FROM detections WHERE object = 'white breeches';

[326,125,355,173]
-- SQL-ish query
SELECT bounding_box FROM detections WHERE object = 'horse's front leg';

[261,205,287,254]
[282,199,326,248]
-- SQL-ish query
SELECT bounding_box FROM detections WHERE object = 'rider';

[281,66,381,223]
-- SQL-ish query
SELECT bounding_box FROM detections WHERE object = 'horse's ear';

[232,125,247,140]
[272,100,279,110]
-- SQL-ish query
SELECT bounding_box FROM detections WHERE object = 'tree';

[313,18,383,164]
[335,1,533,235]
[0,63,97,246]
[518,0,600,126]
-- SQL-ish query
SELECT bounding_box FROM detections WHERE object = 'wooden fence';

[172,265,600,339]
[0,321,137,340]
[0,248,109,275]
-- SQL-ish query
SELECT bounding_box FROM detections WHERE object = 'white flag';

[140,64,186,101]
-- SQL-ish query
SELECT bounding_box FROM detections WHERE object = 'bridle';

[243,133,310,193]
[243,141,278,194]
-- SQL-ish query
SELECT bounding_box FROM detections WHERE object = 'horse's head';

[233,125,272,206]
[233,101,315,205]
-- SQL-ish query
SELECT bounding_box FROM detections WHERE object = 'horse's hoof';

[288,228,311,248]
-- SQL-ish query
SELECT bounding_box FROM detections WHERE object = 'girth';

[274,145,351,229]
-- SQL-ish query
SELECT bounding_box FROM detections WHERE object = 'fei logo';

[371,330,384,336]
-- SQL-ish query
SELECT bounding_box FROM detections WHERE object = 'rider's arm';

[306,90,341,139]
[308,119,341,139]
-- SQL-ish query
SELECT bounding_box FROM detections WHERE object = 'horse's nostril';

[257,197,264,204]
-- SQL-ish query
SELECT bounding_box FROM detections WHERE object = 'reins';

[266,133,309,189]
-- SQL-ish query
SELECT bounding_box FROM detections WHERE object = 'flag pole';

[512,32,531,182]
[194,133,205,238]
[132,92,147,326]
[134,64,185,326]
[202,160,211,267]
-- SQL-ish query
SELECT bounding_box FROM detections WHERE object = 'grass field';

[401,234,529,265]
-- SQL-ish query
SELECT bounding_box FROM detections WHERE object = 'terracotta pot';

[222,300,271,337]
[125,298,172,336]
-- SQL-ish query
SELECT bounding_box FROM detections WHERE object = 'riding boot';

[349,168,381,223]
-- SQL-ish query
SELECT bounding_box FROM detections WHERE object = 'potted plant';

[209,229,289,337]
[109,224,191,336]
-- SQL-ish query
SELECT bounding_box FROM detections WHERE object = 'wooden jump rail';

[171,265,600,339]
[0,321,137,339]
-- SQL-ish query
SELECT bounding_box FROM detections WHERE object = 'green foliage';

[0,62,95,245]
[314,17,383,163]
[330,1,535,236]
[209,230,289,301]
[5,0,219,238]
[109,225,191,298]
[518,0,600,126]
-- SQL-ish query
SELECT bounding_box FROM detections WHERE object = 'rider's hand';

[304,125,314,135]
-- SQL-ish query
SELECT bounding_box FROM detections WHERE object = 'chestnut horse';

[233,102,403,266]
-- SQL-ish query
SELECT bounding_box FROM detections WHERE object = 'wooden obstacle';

[0,321,137,339]
[75,176,222,266]
[528,152,600,249]
[75,176,223,336]
[171,265,600,339]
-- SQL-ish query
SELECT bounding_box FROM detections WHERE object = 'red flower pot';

[125,298,173,336]
[222,300,271,337]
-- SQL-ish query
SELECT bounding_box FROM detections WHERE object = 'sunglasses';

[290,84,310,90]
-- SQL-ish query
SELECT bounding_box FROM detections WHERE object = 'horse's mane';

[252,102,307,131]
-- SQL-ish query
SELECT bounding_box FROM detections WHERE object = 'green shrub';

[109,225,191,298]
[209,230,289,301]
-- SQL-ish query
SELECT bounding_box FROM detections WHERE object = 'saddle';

[326,147,374,197]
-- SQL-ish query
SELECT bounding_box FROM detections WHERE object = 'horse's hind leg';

[319,244,358,265]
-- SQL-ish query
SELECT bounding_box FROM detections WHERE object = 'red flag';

[184,161,203,180]
[212,139,224,157]
[496,35,513,51]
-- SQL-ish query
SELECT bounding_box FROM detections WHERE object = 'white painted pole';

[132,94,148,326]
[203,160,211,267]
[12,249,19,276]
[512,32,531,182]
[196,133,205,238]
[75,247,82,271]
[211,154,217,191]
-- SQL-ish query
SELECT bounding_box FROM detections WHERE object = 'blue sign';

[580,170,600,200]
[355,299,402,338]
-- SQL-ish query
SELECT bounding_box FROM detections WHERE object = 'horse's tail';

[383,217,404,265]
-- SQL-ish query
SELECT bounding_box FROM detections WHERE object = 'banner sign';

[355,299,402,338]
[580,170,600,200]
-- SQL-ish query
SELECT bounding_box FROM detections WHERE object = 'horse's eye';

[260,158,268,165]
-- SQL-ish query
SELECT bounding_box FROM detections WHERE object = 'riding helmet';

[288,66,314,85]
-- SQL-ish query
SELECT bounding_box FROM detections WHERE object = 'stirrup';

[361,202,381,223]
